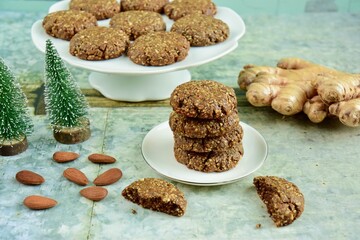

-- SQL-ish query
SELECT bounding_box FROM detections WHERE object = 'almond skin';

[53,151,80,163]
[80,186,108,201]
[88,153,116,164]
[23,195,57,210]
[93,168,122,186]
[63,168,89,186]
[16,170,45,185]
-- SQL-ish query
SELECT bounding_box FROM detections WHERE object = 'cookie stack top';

[170,80,237,119]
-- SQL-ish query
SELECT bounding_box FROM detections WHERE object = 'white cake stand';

[31,0,246,101]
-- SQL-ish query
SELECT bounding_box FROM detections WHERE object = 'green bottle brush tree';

[44,39,91,144]
[0,57,33,156]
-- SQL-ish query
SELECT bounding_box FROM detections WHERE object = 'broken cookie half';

[253,176,305,227]
[122,178,187,217]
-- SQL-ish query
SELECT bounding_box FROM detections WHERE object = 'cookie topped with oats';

[42,10,97,41]
[69,0,120,20]
[164,0,217,20]
[127,32,190,66]
[253,176,305,227]
[170,80,237,119]
[171,13,229,46]
[69,26,129,61]
[121,0,169,13]
[122,178,187,217]
[109,11,166,41]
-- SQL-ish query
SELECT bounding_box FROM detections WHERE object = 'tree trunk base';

[53,118,91,144]
[0,136,28,156]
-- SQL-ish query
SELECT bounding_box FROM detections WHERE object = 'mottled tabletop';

[0,0,360,239]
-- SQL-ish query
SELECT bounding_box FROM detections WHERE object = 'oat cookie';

[170,80,237,119]
[127,32,190,66]
[169,111,239,138]
[69,0,120,20]
[174,124,243,152]
[110,11,166,40]
[121,0,169,13]
[253,176,305,227]
[174,141,243,172]
[164,0,217,20]
[42,10,97,41]
[69,26,129,60]
[171,13,229,46]
[122,178,187,217]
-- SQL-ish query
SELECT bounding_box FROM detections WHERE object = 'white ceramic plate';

[31,0,246,75]
[142,121,268,186]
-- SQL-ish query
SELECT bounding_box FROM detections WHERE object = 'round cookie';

[127,32,190,66]
[42,10,97,41]
[170,13,229,46]
[69,0,120,20]
[169,111,239,138]
[170,80,237,119]
[174,141,244,172]
[164,0,217,20]
[109,11,166,40]
[121,0,169,13]
[69,26,129,60]
[174,124,243,152]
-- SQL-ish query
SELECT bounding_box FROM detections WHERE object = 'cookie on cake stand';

[31,0,245,102]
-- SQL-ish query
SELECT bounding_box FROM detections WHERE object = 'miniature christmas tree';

[44,39,91,144]
[0,57,33,156]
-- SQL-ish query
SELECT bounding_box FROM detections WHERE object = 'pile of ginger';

[238,58,360,127]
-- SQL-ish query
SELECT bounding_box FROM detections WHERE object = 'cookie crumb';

[131,209,137,214]
[256,223,262,229]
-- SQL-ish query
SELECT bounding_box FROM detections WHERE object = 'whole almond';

[16,170,45,185]
[93,168,122,186]
[80,186,108,201]
[88,153,116,164]
[63,168,89,186]
[23,195,57,210]
[53,151,80,163]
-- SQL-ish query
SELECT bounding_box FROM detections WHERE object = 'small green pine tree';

[44,39,89,128]
[0,57,33,141]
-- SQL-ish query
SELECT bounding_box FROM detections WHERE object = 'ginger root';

[238,58,360,127]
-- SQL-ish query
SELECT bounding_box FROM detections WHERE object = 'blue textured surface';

[0,1,360,239]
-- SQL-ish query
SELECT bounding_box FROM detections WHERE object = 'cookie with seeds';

[121,0,169,13]
[69,26,129,60]
[109,11,166,40]
[174,124,243,152]
[127,32,190,66]
[170,80,237,119]
[253,176,305,227]
[171,13,229,46]
[164,0,217,20]
[42,10,97,41]
[174,141,244,172]
[169,111,239,138]
[69,0,120,20]
[122,178,187,217]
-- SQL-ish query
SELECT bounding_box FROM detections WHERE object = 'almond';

[16,170,45,185]
[23,195,57,210]
[80,186,108,201]
[63,168,89,186]
[93,168,122,186]
[53,151,80,163]
[88,153,116,164]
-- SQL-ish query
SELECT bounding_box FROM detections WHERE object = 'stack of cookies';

[169,80,244,173]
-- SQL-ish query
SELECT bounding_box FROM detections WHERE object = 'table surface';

[1,1,360,239]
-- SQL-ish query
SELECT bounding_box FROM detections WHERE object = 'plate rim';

[141,121,268,186]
